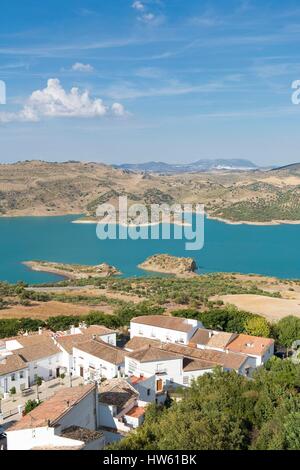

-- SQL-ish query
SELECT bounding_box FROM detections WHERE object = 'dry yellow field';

[215,294,300,322]
[0,300,115,320]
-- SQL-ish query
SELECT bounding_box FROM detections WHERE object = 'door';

[80,366,84,377]
[56,368,60,378]
[156,379,163,393]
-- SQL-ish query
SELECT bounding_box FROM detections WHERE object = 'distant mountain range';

[116,159,259,174]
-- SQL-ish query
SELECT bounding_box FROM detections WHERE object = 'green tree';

[244,316,271,338]
[276,316,300,348]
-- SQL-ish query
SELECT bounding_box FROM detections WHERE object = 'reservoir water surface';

[0,215,299,284]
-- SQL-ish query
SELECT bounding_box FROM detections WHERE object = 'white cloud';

[132,1,145,11]
[71,62,94,72]
[0,78,127,123]
[111,102,127,116]
[140,13,155,23]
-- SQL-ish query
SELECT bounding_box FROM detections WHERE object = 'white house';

[225,333,275,367]
[125,336,252,383]
[54,325,117,374]
[128,374,167,404]
[189,329,238,351]
[130,315,201,345]
[73,339,125,381]
[0,354,29,397]
[98,378,145,439]
[125,345,184,388]
[6,384,105,450]
[4,335,62,385]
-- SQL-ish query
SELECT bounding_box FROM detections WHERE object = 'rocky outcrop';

[138,254,197,276]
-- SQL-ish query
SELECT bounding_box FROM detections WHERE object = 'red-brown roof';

[10,384,96,431]
[74,339,125,365]
[0,354,27,376]
[125,406,145,419]
[56,326,116,354]
[131,315,195,333]
[226,334,274,357]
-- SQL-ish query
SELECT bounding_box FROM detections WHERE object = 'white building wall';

[130,376,157,403]
[55,388,98,432]
[73,347,122,381]
[100,333,116,347]
[0,367,29,395]
[182,368,214,387]
[125,356,183,385]
[99,403,117,429]
[7,427,84,451]
[130,322,192,345]
[27,352,63,385]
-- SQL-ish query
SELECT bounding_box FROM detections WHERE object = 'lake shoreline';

[1,211,300,227]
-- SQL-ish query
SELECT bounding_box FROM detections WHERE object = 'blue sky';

[0,0,300,166]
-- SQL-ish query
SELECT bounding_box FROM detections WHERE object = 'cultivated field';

[215,294,300,322]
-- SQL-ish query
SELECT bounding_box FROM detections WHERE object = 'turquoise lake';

[0,215,299,284]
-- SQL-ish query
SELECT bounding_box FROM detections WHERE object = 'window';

[49,370,53,377]
[128,361,137,373]
[19,371,24,379]
[11,373,15,381]
[147,388,151,396]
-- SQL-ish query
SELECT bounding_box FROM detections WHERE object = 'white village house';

[98,378,146,437]
[73,339,125,381]
[130,315,201,345]
[6,384,105,450]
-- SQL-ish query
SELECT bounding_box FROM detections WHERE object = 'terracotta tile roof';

[4,335,60,362]
[74,339,125,365]
[17,340,60,363]
[80,325,116,336]
[189,329,238,349]
[183,357,214,372]
[8,334,53,348]
[61,426,104,444]
[130,375,148,385]
[131,315,195,333]
[10,384,96,431]
[125,336,247,371]
[56,326,115,354]
[125,406,146,419]
[189,329,211,346]
[207,332,238,349]
[226,334,274,357]
[0,354,27,376]
[99,378,138,409]
[161,342,247,371]
[128,345,183,363]
[125,336,162,351]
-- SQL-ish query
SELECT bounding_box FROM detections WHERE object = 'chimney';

[38,327,42,336]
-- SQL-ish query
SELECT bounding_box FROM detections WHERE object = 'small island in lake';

[138,254,197,276]
[23,260,121,279]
